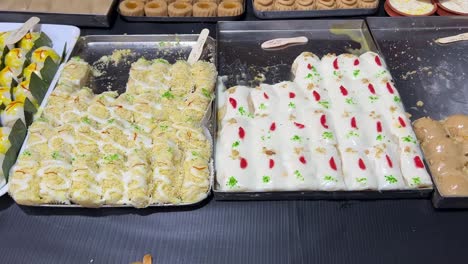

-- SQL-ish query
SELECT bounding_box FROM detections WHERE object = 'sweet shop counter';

[0,15,468,264]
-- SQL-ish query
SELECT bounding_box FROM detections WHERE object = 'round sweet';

[274,0,296,10]
[388,0,436,16]
[168,1,193,16]
[193,1,217,16]
[277,0,295,6]
[254,1,274,11]
[195,0,217,3]
[358,0,378,8]
[119,0,145,16]
[145,0,168,16]
[217,1,244,16]
[296,0,315,9]
[336,0,358,8]
[316,0,336,9]
[444,115,468,138]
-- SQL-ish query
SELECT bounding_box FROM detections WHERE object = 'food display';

[119,0,245,18]
[216,51,432,192]
[8,55,216,208]
[414,115,468,196]
[0,30,62,189]
[436,0,468,15]
[385,0,439,16]
[253,0,378,11]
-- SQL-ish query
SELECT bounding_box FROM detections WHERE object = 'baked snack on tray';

[316,0,336,9]
[217,1,244,16]
[193,1,218,16]
[119,0,145,16]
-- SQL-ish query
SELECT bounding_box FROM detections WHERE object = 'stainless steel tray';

[27,34,216,207]
[367,17,468,208]
[252,0,380,19]
[214,20,433,200]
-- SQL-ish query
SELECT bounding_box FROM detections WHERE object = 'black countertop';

[1,3,468,264]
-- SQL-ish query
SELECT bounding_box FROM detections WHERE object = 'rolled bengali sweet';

[4,48,28,76]
[0,87,11,106]
[37,148,72,204]
[18,32,52,52]
[31,46,60,65]
[126,58,170,94]
[1,100,25,127]
[169,60,194,97]
[366,144,406,190]
[70,154,102,207]
[125,148,151,208]
[307,144,346,191]
[8,149,42,205]
[218,85,252,127]
[58,57,90,89]
[180,150,210,202]
[338,146,378,190]
[99,163,125,205]
[13,80,38,107]
[399,145,432,188]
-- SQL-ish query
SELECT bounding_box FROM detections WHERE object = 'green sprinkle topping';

[238,107,253,118]
[322,131,334,140]
[71,157,76,161]
[291,135,301,142]
[159,124,168,131]
[259,103,267,110]
[232,141,240,148]
[261,134,272,141]
[51,151,60,160]
[333,70,340,77]
[191,151,199,157]
[201,88,211,98]
[376,70,387,78]
[154,58,169,64]
[167,147,173,153]
[294,170,304,181]
[369,95,379,102]
[262,176,271,183]
[132,124,142,131]
[393,96,401,103]
[305,73,313,79]
[103,154,120,162]
[385,175,398,184]
[22,150,32,156]
[227,176,238,188]
[288,102,296,109]
[353,69,360,77]
[125,94,134,102]
[346,131,359,138]
[81,116,91,124]
[107,118,115,124]
[72,56,82,61]
[345,98,356,105]
[402,135,417,144]
[162,91,175,99]
[412,177,421,185]
[376,134,384,141]
[36,117,48,122]
[324,175,338,182]
[356,177,367,183]
[318,101,330,109]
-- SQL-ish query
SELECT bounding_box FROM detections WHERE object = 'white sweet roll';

[339,146,378,190]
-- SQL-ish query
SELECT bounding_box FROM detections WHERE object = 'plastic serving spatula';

[188,28,209,65]
[4,17,41,46]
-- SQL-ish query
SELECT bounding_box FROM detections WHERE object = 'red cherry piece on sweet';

[299,156,306,164]
[386,82,394,94]
[307,64,312,70]
[270,122,276,131]
[386,154,393,168]
[294,122,305,129]
[354,59,359,66]
[289,92,296,99]
[229,97,237,109]
[351,117,357,129]
[340,85,348,96]
[375,56,382,66]
[240,158,248,169]
[263,92,269,100]
[320,114,329,129]
[269,159,275,169]
[376,121,382,133]
[329,157,337,171]
[368,83,376,94]
[238,127,245,139]
[358,158,366,170]
[333,58,339,70]
[398,117,406,128]
[414,156,424,169]
[313,90,320,101]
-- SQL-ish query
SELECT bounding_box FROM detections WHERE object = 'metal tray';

[18,34,216,207]
[0,0,118,28]
[252,0,380,19]
[214,20,433,200]
[119,0,246,22]
[367,17,468,208]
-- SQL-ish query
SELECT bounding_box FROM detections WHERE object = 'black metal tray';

[252,0,380,19]
[367,16,468,208]
[119,0,246,22]
[0,0,118,28]
[214,20,433,201]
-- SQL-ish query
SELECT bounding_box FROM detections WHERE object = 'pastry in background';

[254,0,274,11]
[358,0,378,8]
[316,0,336,9]
[119,0,145,16]
[193,1,217,16]
[295,0,316,10]
[195,0,218,3]
[217,1,243,16]
[168,1,193,16]
[144,0,168,16]
[336,0,358,8]
[274,0,296,10]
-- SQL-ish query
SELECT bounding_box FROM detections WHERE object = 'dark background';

[2,1,468,264]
